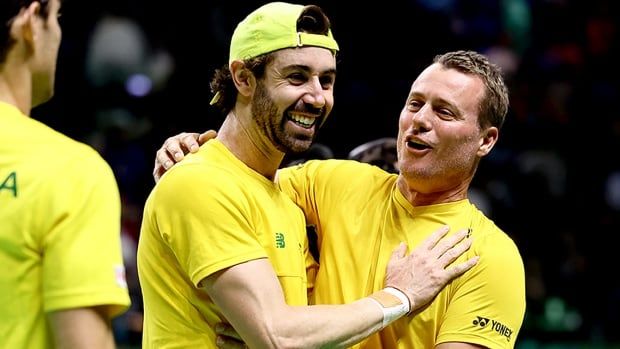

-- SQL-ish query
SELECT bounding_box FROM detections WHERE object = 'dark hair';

[210,4,333,115]
[433,50,509,130]
[0,0,52,64]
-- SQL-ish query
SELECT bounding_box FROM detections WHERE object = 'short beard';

[251,81,315,154]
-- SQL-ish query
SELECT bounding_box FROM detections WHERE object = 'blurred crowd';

[31,0,620,347]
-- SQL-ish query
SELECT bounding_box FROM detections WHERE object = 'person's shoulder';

[25,119,102,159]
[52,133,112,173]
[472,211,523,261]
[150,155,251,217]
[289,158,392,177]
[156,151,242,197]
[23,121,113,178]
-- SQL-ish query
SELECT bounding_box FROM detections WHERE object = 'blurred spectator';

[348,138,398,174]
[85,12,173,95]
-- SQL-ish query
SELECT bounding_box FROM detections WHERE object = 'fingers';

[418,225,450,251]
[216,335,248,349]
[389,242,407,261]
[153,163,165,183]
[215,323,243,341]
[152,132,203,182]
[153,147,174,183]
[166,132,201,161]
[384,226,479,312]
[434,228,477,278]
[215,323,247,349]
[434,229,470,262]
[155,146,174,171]
[198,130,218,144]
[445,255,479,279]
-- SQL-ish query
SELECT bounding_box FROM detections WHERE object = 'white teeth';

[289,113,315,127]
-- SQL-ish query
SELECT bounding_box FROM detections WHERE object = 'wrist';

[385,286,415,313]
[368,287,411,329]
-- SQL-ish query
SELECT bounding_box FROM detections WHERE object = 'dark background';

[33,0,620,347]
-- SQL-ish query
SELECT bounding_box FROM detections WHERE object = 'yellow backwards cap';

[229,2,339,63]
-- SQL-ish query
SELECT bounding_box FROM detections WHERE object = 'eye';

[436,107,455,119]
[408,99,422,111]
[288,73,307,85]
[319,75,334,89]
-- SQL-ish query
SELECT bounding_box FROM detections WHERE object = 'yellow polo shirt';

[138,140,315,348]
[0,102,130,348]
[278,159,526,348]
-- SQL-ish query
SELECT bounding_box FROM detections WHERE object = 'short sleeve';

[42,149,130,318]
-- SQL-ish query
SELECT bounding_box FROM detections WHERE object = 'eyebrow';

[283,64,337,76]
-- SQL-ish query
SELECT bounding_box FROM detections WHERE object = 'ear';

[477,126,498,157]
[10,2,41,49]
[230,60,255,98]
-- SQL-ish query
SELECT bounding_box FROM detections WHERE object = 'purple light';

[125,74,152,97]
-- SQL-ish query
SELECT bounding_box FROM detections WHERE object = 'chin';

[287,143,312,154]
[279,134,314,154]
[399,166,429,181]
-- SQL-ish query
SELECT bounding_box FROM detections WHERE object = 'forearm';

[207,261,408,349]
[272,297,385,349]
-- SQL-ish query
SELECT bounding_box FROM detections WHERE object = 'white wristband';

[368,287,411,329]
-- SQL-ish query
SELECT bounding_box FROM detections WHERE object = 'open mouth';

[288,112,317,129]
[407,140,431,150]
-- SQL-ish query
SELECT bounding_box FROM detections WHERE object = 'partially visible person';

[155,50,526,348]
[348,137,398,174]
[138,3,478,348]
[0,0,131,348]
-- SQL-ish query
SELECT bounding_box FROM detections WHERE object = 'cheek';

[324,93,334,112]
[398,109,410,129]
[446,134,480,161]
[396,114,409,153]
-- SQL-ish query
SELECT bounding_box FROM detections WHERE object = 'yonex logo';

[472,316,513,342]
[275,232,285,248]
[473,316,489,327]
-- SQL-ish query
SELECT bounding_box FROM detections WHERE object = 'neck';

[0,65,32,116]
[217,109,285,181]
[396,174,471,207]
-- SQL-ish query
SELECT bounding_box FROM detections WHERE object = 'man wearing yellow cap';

[138,2,478,348]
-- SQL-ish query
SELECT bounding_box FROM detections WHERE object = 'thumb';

[390,242,407,260]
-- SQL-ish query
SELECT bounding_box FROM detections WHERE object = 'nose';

[302,76,326,109]
[411,104,432,133]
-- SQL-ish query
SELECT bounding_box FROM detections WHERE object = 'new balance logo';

[275,232,285,248]
[472,316,513,342]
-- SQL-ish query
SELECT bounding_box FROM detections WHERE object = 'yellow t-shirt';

[0,102,131,348]
[278,159,526,349]
[138,139,314,348]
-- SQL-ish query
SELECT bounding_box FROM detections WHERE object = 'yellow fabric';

[0,102,131,348]
[229,2,339,63]
[278,159,526,349]
[138,139,314,348]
